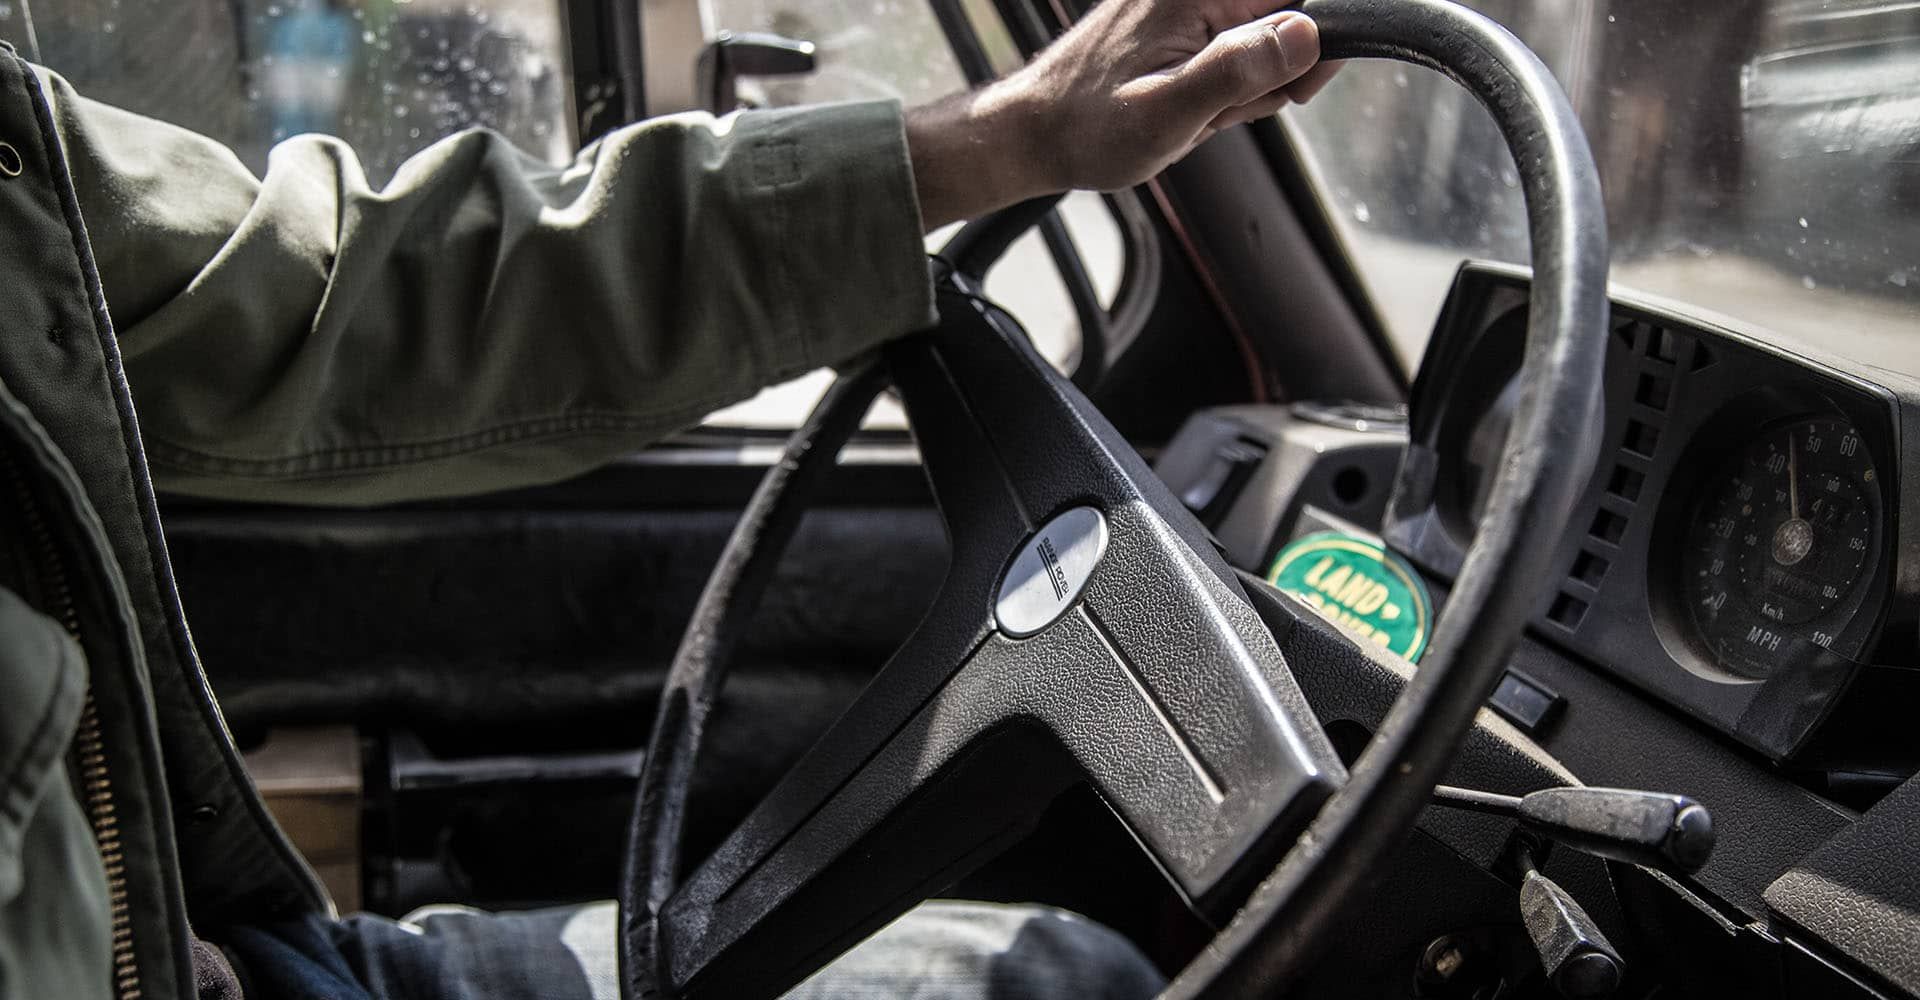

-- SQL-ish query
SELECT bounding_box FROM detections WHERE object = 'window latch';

[696,31,817,115]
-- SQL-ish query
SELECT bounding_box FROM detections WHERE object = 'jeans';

[221,899,1167,1000]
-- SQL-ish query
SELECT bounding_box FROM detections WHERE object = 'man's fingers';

[1285,59,1344,104]
[1204,0,1297,34]
[1206,90,1295,133]
[1177,12,1321,112]
[1201,56,1341,134]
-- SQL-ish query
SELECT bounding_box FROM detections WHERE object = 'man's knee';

[787,900,1166,1000]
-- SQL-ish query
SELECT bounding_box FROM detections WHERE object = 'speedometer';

[1682,416,1881,677]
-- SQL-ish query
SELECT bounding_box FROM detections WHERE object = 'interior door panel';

[160,452,947,911]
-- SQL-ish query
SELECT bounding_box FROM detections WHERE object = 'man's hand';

[908,2,1338,230]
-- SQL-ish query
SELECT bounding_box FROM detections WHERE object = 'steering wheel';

[618,0,1608,995]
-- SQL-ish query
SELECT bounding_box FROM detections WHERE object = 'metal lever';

[1515,846,1624,999]
[695,31,817,114]
[1433,784,1715,873]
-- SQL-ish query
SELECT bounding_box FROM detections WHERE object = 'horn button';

[993,506,1110,638]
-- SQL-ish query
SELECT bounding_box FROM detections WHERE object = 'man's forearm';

[906,83,1057,231]
[42,69,934,505]
[41,0,1332,506]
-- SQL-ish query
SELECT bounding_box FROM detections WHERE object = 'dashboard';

[1387,264,1917,767]
[1159,262,1918,776]
[1154,260,1920,996]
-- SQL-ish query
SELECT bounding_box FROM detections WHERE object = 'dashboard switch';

[1490,669,1564,735]
[1178,439,1266,526]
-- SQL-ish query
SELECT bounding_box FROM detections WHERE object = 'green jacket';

[0,41,934,1000]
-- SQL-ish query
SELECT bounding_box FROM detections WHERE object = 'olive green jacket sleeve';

[33,67,935,505]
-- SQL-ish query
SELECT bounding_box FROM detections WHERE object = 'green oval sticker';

[1267,531,1433,662]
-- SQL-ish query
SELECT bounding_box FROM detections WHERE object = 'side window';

[1,0,1131,431]
[704,0,970,109]
[0,0,574,185]
[698,0,1129,429]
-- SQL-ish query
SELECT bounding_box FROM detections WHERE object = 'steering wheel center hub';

[993,505,1110,638]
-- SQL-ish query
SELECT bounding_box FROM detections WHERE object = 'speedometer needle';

[1789,432,1801,520]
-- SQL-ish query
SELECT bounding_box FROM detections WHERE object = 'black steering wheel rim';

[618,0,1608,995]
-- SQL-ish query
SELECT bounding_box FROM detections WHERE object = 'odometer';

[1683,416,1880,677]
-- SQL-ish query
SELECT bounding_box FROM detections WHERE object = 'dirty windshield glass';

[1284,0,1920,375]
[0,0,572,184]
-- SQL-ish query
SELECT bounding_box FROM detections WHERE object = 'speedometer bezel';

[1650,388,1895,686]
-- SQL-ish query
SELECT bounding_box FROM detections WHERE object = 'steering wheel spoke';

[879,323,1034,561]
[647,279,1344,998]
[657,630,1082,997]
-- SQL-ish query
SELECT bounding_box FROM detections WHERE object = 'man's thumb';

[1176,12,1321,111]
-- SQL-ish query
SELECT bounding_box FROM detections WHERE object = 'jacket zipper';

[76,698,141,1000]
[2,448,142,1000]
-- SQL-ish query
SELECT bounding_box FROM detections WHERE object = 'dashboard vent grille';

[1607,465,1645,502]
[1552,316,1707,633]
[1548,592,1589,629]
[1635,371,1673,411]
[1570,550,1610,587]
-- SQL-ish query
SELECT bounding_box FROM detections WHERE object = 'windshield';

[1283,0,1920,377]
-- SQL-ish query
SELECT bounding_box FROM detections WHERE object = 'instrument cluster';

[1386,265,1915,762]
